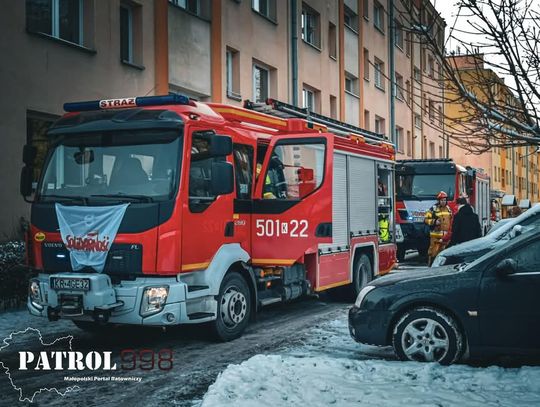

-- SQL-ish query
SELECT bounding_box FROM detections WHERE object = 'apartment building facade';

[446,54,540,207]
[0,0,446,237]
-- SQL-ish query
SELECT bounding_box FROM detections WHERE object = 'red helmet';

[436,191,448,200]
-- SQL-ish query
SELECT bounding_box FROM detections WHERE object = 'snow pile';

[201,354,540,407]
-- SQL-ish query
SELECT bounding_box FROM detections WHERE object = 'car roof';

[438,204,540,257]
[467,227,540,269]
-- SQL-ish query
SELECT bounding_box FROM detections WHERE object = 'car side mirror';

[20,166,35,199]
[209,135,233,157]
[211,161,234,195]
[22,144,37,165]
[495,258,518,277]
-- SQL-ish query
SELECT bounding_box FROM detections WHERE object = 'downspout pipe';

[388,0,396,148]
[291,0,299,106]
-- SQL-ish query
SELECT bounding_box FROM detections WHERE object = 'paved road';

[0,255,425,406]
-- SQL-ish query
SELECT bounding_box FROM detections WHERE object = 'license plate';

[51,277,90,291]
[413,216,425,223]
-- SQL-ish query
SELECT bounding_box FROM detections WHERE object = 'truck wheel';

[392,306,464,365]
[209,271,251,341]
[397,245,406,262]
[341,254,373,301]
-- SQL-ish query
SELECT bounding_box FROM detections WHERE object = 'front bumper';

[28,273,217,326]
[348,306,392,346]
[398,222,430,250]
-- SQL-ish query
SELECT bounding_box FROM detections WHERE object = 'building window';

[406,131,412,157]
[363,0,369,19]
[405,80,411,105]
[396,126,404,153]
[413,66,421,82]
[252,0,276,21]
[344,5,358,31]
[364,110,370,130]
[302,87,315,112]
[120,5,133,63]
[414,113,422,129]
[374,58,384,90]
[328,22,337,59]
[374,1,384,33]
[345,73,359,96]
[405,31,412,56]
[363,48,370,80]
[439,145,443,158]
[26,0,84,45]
[438,105,443,127]
[330,95,337,119]
[428,56,435,78]
[253,64,270,103]
[170,0,199,14]
[226,48,241,100]
[395,19,403,50]
[429,99,435,121]
[302,3,321,47]
[429,142,435,158]
[395,73,404,101]
[375,115,385,136]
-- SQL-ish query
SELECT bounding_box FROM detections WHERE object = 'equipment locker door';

[250,134,333,266]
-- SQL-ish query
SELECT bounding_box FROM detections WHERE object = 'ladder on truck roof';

[243,99,392,146]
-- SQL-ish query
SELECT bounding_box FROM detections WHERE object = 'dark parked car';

[432,204,540,267]
[349,230,540,364]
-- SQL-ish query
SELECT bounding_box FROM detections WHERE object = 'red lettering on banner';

[65,232,111,252]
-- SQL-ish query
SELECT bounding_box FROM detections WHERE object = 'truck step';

[187,285,210,292]
[259,297,282,307]
[188,312,215,320]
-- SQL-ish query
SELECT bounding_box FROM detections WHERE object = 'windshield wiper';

[39,194,89,205]
[90,194,154,203]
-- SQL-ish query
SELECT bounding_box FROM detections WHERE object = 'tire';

[397,245,406,262]
[339,254,373,302]
[392,306,464,365]
[208,272,251,341]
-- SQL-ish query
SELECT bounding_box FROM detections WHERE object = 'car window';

[507,239,540,274]
[499,213,540,240]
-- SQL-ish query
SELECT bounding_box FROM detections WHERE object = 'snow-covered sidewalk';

[200,314,540,407]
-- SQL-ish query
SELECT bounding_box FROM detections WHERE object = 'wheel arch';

[226,261,258,320]
[350,243,376,280]
[386,297,468,347]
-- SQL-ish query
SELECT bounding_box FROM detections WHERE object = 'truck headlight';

[354,285,376,308]
[140,286,169,316]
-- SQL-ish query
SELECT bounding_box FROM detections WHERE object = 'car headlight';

[354,285,376,308]
[140,286,169,316]
[432,255,446,267]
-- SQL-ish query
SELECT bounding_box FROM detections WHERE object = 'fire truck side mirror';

[209,135,233,157]
[211,161,234,195]
[22,144,37,166]
[20,166,34,197]
[297,167,314,182]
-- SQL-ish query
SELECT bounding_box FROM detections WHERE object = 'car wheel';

[397,245,406,262]
[332,254,372,302]
[209,272,251,341]
[392,306,464,365]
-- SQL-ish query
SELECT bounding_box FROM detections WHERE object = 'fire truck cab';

[395,159,490,261]
[21,95,396,340]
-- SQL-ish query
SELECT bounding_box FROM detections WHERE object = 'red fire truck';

[21,95,396,340]
[395,159,491,261]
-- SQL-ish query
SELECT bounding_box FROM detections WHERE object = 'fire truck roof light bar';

[249,99,392,146]
[63,94,190,112]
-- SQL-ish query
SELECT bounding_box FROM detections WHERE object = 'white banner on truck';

[55,204,129,273]
[403,200,436,223]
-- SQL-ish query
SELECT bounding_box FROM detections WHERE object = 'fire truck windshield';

[38,129,182,203]
[396,174,455,200]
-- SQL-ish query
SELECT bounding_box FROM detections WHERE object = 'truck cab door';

[251,134,333,266]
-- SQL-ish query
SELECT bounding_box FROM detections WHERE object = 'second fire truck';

[395,159,491,261]
[21,96,396,340]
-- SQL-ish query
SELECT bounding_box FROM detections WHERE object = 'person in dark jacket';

[449,197,482,247]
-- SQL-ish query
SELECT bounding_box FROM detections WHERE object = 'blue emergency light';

[63,94,191,112]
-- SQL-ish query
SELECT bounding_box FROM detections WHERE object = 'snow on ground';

[200,313,540,407]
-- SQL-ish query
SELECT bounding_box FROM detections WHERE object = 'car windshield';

[396,174,455,200]
[38,129,182,203]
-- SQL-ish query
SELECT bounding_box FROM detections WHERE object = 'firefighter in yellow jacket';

[424,191,453,265]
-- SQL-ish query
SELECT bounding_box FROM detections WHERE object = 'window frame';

[26,0,84,45]
[301,3,321,48]
[373,1,384,33]
[374,58,385,91]
[120,4,133,64]
[253,64,270,103]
